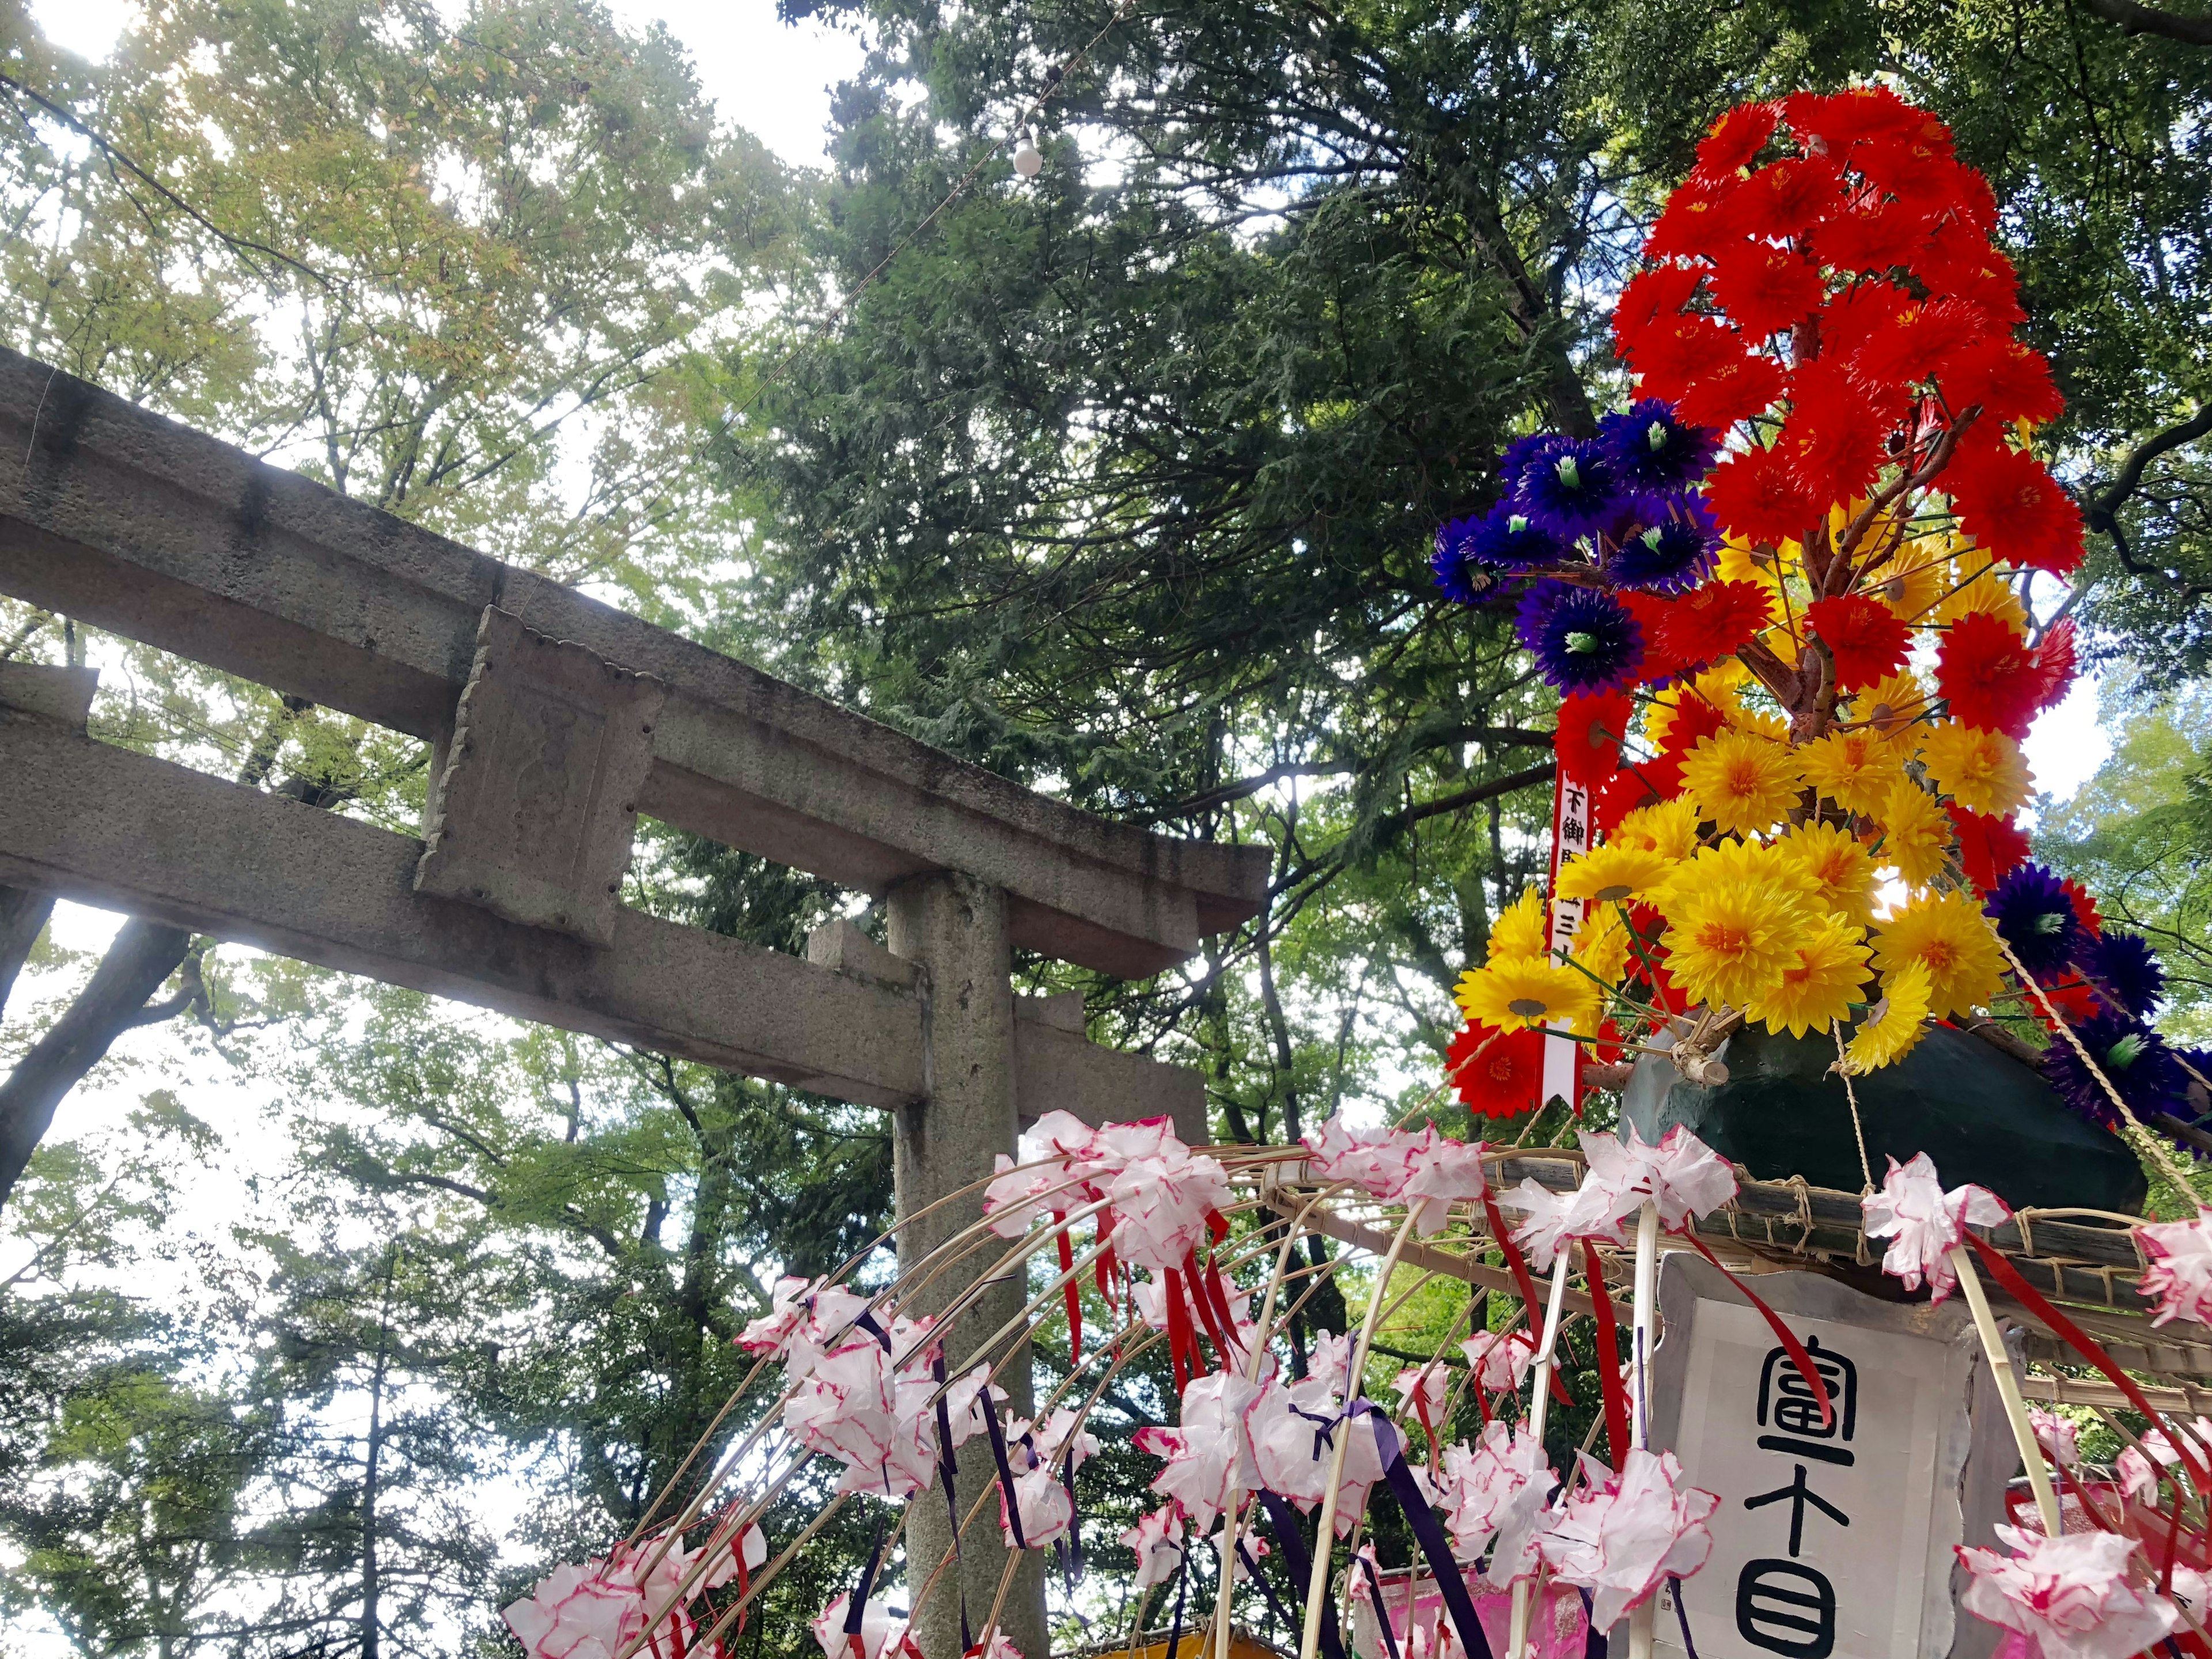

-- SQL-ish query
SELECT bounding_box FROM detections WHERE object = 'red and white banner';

[1541,767,1594,1114]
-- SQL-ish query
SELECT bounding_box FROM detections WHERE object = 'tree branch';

[2075,0,2212,44]
[2085,406,2212,543]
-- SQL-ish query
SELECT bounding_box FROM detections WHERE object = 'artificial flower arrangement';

[1433,85,2210,1158]
[497,86,2212,1659]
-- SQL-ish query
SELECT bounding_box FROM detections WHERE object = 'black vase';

[1620,1020,2147,1213]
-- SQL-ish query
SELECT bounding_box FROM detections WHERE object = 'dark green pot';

[1621,1021,2147,1213]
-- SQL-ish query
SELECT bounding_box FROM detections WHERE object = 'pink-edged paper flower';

[2118,1419,2212,1499]
[1393,1363,1455,1427]
[1243,1382,1384,1534]
[783,1341,939,1499]
[738,1277,878,1380]
[1107,1150,1233,1273]
[1134,1372,1264,1528]
[1122,1502,1188,1589]
[1956,1525,2181,1659]
[1000,1463,1075,1548]
[811,1592,923,1659]
[1860,1152,2012,1304]
[1601,1124,1739,1229]
[1537,1449,1719,1630]
[1345,1541,1385,1602]
[982,1112,1229,1271]
[2028,1407,2081,1469]
[1439,1421,1557,1585]
[1461,1329,1537,1395]
[1400,1135,1494,1232]
[1503,1174,1624,1270]
[1013,1406,1100,1474]
[1301,1115,1493,1230]
[2138,1210,2212,1329]
[503,1559,645,1659]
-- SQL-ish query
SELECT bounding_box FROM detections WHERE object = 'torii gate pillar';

[888,872,1048,1659]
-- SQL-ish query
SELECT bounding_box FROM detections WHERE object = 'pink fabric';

[1861,1152,2011,1304]
[2138,1209,2212,1328]
[1365,1576,1587,1659]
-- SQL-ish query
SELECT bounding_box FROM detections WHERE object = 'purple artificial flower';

[1516,580,1645,695]
[1599,400,1722,495]
[2077,930,2166,1021]
[2040,1010,2189,1132]
[1985,863,2089,979]
[1469,501,1569,571]
[1606,497,1720,594]
[1512,437,1626,542]
[1431,517,1498,604]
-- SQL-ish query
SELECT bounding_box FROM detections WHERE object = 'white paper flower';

[1859,1152,2010,1304]
[1120,1502,1188,1589]
[811,1592,921,1659]
[2028,1407,2082,1469]
[1537,1449,1718,1631]
[1460,1329,1537,1395]
[1438,1421,1556,1585]
[999,1463,1075,1548]
[2138,1210,2212,1329]
[1392,1363,1455,1429]
[1956,1526,2181,1659]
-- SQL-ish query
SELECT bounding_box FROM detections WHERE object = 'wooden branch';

[2076,0,2212,45]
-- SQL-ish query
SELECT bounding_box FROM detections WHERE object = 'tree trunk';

[0,884,54,1024]
[0,917,192,1207]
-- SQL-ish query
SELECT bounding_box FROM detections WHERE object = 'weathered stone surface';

[416,607,664,946]
[0,346,1268,976]
[0,662,97,728]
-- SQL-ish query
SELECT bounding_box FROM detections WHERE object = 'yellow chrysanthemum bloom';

[1717,533,1794,596]
[1846,671,1936,744]
[1660,872,1815,1011]
[1455,956,1603,1035]
[1919,720,2033,819]
[1488,886,1550,963]
[1870,890,2006,1022]
[1646,664,1744,751]
[1798,728,1909,818]
[1556,843,1677,907]
[1657,835,1814,909]
[1679,728,1806,836]
[1934,554,2030,634]
[1775,821,1878,927]
[1612,796,1704,863]
[1747,914,1873,1039]
[1872,777,1954,888]
[1866,540,1948,623]
[1841,957,1934,1073]
[1571,901,1636,984]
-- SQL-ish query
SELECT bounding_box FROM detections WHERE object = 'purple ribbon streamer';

[980,1392,1028,1551]
[1356,1550,1401,1659]
[1255,1488,1347,1659]
[1365,1405,1495,1659]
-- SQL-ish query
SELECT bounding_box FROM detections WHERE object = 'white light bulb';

[1013,128,1043,179]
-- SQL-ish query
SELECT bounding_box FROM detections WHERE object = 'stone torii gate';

[0,346,1268,1658]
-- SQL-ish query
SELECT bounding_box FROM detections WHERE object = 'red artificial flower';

[1853,133,1962,207]
[1448,1021,1548,1120]
[1622,313,1738,397]
[1707,241,1827,339]
[1783,86,1938,154]
[1914,221,2025,323]
[1596,760,1666,824]
[1618,590,1694,683]
[1583,1019,1628,1069]
[1612,264,1703,362]
[1556,690,1634,781]
[1706,445,1820,546]
[1805,594,1911,692]
[1658,690,1731,757]
[1944,435,2086,575]
[1931,336,2064,427]
[1946,804,2030,892]
[1671,351,1787,430]
[1817,280,1918,361]
[1811,202,1933,276]
[2062,876,2103,934]
[2031,979,2102,1032]
[1730,156,1845,240]
[1936,611,2077,738]
[1692,103,1781,183]
[1849,297,1993,392]
[1658,579,1778,668]
[1645,177,1746,260]
[1780,358,1904,501]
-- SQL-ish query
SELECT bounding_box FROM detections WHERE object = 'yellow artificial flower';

[1656,835,1814,910]
[1919,720,2033,819]
[1488,887,1550,963]
[1870,890,2006,1021]
[1798,728,1908,819]
[1846,671,1936,743]
[1679,728,1806,836]
[1866,539,1949,624]
[1646,664,1743,751]
[1455,956,1604,1035]
[1611,796,1705,863]
[1717,533,1794,596]
[1934,553,2030,634]
[1658,870,1815,1012]
[1872,777,1954,888]
[1747,914,1874,1039]
[1775,821,1878,927]
[1556,843,1677,907]
[1572,901,1636,984]
[1841,957,1934,1073]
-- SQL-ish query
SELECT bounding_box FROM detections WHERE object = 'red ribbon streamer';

[1679,1231,1834,1429]
[1585,1238,1632,1468]
[1482,1188,1573,1407]
[1163,1264,1194,1393]
[1055,1214,1080,1365]
[1183,1247,1234,1371]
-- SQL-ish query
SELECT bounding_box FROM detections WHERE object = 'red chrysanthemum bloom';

[1946,804,2030,892]
[1811,202,1932,276]
[1618,590,1694,684]
[1671,351,1787,430]
[2034,617,2078,708]
[1706,445,1820,546]
[1612,264,1703,362]
[1817,281,1918,361]
[1646,177,1745,260]
[1944,435,2086,575]
[1914,222,2025,323]
[1805,594,1911,692]
[1730,156,1845,239]
[1659,579,1777,668]
[1623,313,1739,398]
[1448,1021,1547,1120]
[1596,760,1666,824]
[2062,876,2104,934]
[1556,690,1634,781]
[1692,103,1780,183]
[1708,241,1826,339]
[1936,611,2041,737]
[1932,336,2063,427]
[1849,297,1993,391]
[2031,979,2102,1032]
[1854,133,1961,206]
[1783,86,1937,153]
[1780,359,1904,501]
[1658,691,1731,758]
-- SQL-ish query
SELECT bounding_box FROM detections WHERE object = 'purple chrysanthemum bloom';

[1985,862,2088,978]
[1499,431,1574,482]
[1515,580,1645,695]
[1607,496,1720,594]
[1512,437,1626,542]
[2040,1010,2188,1131]
[1469,501,1569,571]
[1431,517,1498,604]
[1599,400,1722,495]
[2077,929,2166,1020]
